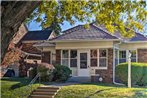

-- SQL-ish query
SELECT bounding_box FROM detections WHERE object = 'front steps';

[28,86,60,98]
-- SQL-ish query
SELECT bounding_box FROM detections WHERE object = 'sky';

[27,20,87,31]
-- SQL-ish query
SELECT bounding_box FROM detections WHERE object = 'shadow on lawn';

[1,77,33,90]
[85,88,113,98]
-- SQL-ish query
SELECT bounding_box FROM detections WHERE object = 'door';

[78,50,90,76]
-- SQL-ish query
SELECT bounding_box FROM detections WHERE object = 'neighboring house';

[35,23,147,83]
[2,23,28,66]
[17,28,56,63]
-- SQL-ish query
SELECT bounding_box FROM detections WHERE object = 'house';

[34,23,147,83]
[17,28,56,63]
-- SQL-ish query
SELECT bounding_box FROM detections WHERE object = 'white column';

[128,50,131,88]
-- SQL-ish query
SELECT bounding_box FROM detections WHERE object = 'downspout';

[113,41,125,85]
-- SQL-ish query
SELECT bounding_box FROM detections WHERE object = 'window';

[80,53,87,68]
[70,50,77,67]
[119,50,126,63]
[99,49,107,67]
[90,50,97,67]
[130,50,136,62]
[61,50,77,67]
[61,50,69,66]
[119,51,126,59]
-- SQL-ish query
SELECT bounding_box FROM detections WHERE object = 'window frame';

[116,49,137,65]
[61,50,69,67]
[98,49,108,69]
[90,49,98,67]
[90,49,108,69]
[70,50,77,67]
[61,49,77,68]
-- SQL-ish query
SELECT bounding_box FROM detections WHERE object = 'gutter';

[113,41,125,85]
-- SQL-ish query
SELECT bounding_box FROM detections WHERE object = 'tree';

[1,0,146,61]
[27,0,146,37]
[1,1,41,61]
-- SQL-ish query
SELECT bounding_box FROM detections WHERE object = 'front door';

[78,50,90,76]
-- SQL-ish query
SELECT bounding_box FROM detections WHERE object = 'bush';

[52,65,71,82]
[116,62,147,86]
[37,65,54,82]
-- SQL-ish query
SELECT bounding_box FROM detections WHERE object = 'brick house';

[17,28,56,63]
[34,23,147,83]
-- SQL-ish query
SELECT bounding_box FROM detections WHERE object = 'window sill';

[97,67,107,70]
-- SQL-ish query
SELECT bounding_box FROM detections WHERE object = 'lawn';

[55,83,147,98]
[1,77,41,98]
[1,78,147,98]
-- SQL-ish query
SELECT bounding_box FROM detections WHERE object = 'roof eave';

[50,39,120,42]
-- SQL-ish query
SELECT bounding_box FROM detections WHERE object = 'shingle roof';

[21,29,52,41]
[97,24,147,42]
[51,24,118,41]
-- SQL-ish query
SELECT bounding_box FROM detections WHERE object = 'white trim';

[48,31,56,40]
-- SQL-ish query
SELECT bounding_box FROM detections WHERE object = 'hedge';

[116,62,147,86]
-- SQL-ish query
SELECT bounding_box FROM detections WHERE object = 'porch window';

[70,50,77,67]
[61,50,69,66]
[119,50,126,63]
[130,50,136,62]
[99,49,107,68]
[90,50,97,67]
[61,50,77,67]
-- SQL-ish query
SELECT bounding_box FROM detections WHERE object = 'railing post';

[39,73,41,86]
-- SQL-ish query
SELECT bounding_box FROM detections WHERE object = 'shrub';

[52,65,71,82]
[116,62,147,86]
[37,65,53,82]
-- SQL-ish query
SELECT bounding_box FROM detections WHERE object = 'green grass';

[1,77,42,98]
[1,78,147,98]
[55,83,147,98]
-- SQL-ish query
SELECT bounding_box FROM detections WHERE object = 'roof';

[21,29,52,41]
[51,24,118,41]
[96,24,147,42]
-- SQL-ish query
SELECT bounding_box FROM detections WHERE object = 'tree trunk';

[1,1,41,61]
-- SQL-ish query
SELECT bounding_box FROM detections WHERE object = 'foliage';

[116,62,147,86]
[1,77,41,98]
[55,84,147,98]
[52,65,71,82]
[37,65,54,82]
[26,0,147,37]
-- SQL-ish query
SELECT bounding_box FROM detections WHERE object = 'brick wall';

[94,48,113,83]
[42,51,51,64]
[56,50,61,64]
[138,49,147,63]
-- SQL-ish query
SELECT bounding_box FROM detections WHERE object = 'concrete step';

[29,95,53,98]
[35,89,58,92]
[67,76,91,83]
[29,86,60,98]
[38,86,59,89]
[32,91,56,95]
